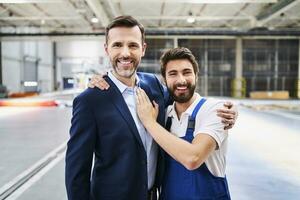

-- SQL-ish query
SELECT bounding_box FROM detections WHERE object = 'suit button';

[141,160,146,165]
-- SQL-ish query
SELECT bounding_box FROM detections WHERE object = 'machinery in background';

[0,84,8,98]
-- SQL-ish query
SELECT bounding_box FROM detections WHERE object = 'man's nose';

[177,74,187,84]
[121,47,130,57]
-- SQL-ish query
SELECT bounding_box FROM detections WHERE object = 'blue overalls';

[160,98,231,200]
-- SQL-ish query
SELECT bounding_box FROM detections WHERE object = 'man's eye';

[112,44,122,47]
[129,44,139,48]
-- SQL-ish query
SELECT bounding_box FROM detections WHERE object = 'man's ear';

[163,77,167,85]
[104,43,108,56]
[142,42,147,57]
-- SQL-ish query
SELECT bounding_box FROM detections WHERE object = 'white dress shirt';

[108,72,158,189]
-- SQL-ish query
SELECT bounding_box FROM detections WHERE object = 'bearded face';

[105,26,146,80]
[164,59,197,104]
[111,54,139,78]
[167,81,196,103]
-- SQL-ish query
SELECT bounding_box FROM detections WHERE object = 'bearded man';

[136,47,231,200]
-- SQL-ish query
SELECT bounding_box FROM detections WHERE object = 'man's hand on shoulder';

[88,72,110,90]
[217,101,238,130]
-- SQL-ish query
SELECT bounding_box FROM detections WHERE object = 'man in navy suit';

[65,15,169,200]
[65,16,237,200]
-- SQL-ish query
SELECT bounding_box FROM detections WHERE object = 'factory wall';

[1,37,299,97]
[1,41,53,93]
[55,39,107,90]
[1,39,108,93]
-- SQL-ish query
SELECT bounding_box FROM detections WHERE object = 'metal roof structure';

[0,0,300,35]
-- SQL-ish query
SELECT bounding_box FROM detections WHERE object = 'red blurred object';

[8,92,38,98]
[0,100,58,107]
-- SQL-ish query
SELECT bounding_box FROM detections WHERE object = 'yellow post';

[298,39,300,98]
[297,79,300,99]
[231,78,246,98]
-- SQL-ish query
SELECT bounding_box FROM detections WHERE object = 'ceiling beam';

[106,0,121,17]
[0,5,17,27]
[32,3,66,29]
[135,15,252,21]
[2,29,300,38]
[84,0,109,26]
[158,2,165,27]
[64,0,91,28]
[0,26,101,34]
[256,0,300,26]
[0,16,82,20]
[0,4,41,27]
[112,0,277,3]
[0,0,64,3]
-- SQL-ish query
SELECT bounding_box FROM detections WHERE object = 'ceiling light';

[187,11,195,23]
[91,17,99,23]
[187,17,196,23]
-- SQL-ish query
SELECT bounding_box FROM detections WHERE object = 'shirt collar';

[108,71,140,94]
[167,93,202,118]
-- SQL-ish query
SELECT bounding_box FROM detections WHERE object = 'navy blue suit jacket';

[65,73,168,200]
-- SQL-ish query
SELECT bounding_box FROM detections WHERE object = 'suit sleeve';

[65,95,97,200]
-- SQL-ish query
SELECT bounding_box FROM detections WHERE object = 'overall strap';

[165,117,172,131]
[186,98,207,137]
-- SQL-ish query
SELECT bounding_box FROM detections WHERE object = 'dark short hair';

[105,15,145,44]
[160,47,199,78]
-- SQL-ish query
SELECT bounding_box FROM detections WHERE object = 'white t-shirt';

[166,93,228,177]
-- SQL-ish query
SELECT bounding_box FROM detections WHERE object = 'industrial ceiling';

[0,0,300,35]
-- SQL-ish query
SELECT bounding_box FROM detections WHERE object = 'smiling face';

[105,26,146,83]
[165,59,197,104]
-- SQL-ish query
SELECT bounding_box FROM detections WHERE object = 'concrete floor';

[0,96,300,200]
[227,107,300,200]
[0,106,71,200]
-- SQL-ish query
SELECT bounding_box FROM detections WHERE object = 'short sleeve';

[194,100,228,148]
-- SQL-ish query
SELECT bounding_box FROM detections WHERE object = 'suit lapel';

[105,77,145,149]
[139,79,154,102]
[139,77,165,126]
